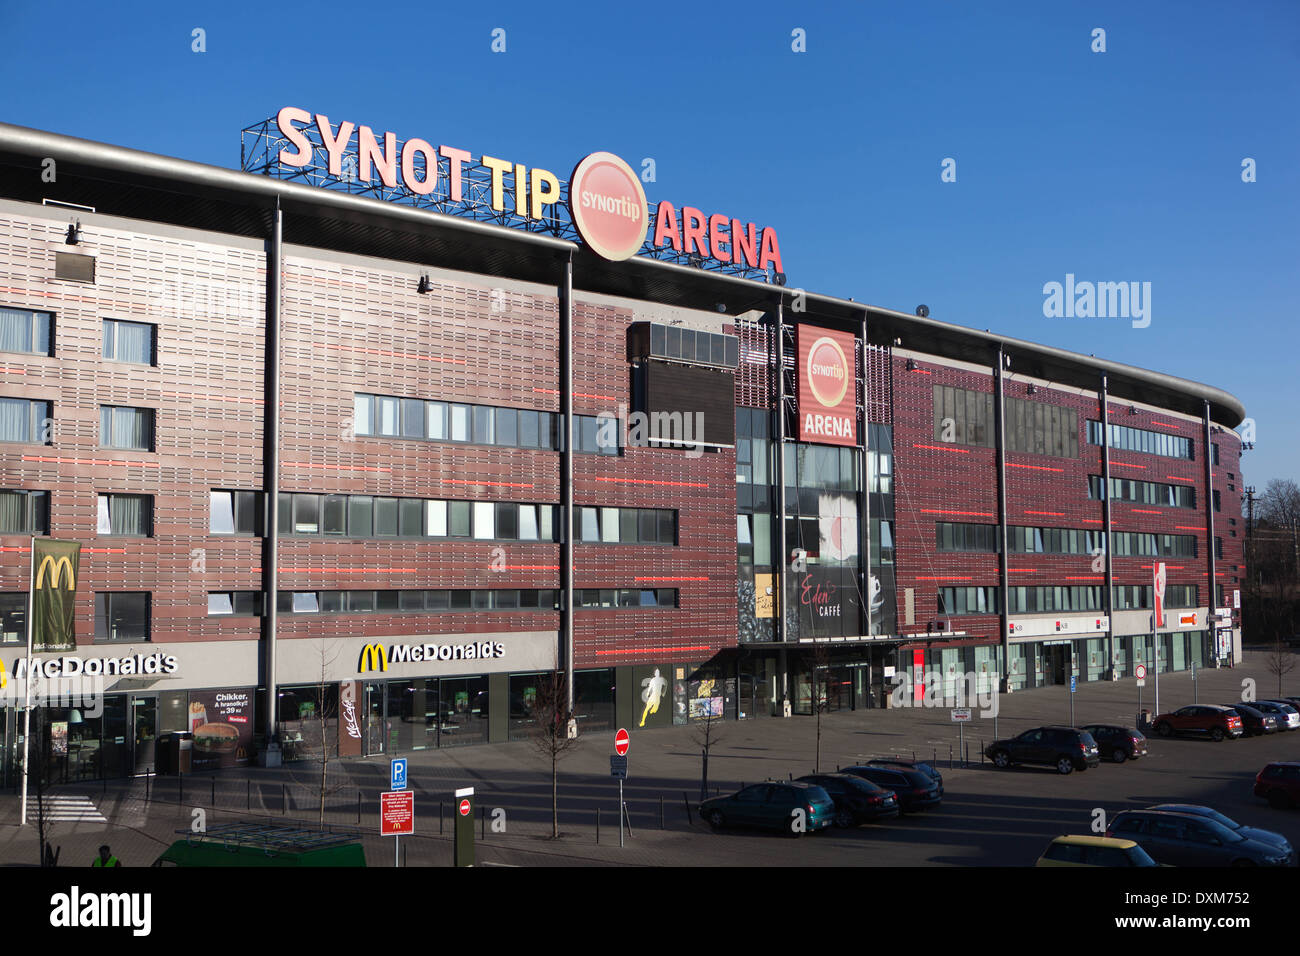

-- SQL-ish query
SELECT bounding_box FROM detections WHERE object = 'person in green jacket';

[91,845,121,867]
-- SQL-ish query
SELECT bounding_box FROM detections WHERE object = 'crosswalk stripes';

[37,794,108,823]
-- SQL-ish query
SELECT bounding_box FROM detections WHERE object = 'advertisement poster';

[338,681,362,758]
[688,678,724,721]
[188,689,255,770]
[797,325,857,447]
[50,721,68,756]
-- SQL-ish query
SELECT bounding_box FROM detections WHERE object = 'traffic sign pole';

[454,787,474,867]
[614,728,630,848]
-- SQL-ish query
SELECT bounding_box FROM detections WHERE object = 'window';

[209,490,263,535]
[292,494,320,534]
[0,593,26,642]
[0,398,51,444]
[100,405,154,451]
[937,587,1000,615]
[576,588,678,609]
[97,493,152,536]
[102,319,156,365]
[207,592,261,616]
[937,522,999,552]
[1006,397,1078,457]
[0,490,48,534]
[95,592,150,641]
[0,308,53,356]
[1088,475,1195,509]
[1213,490,1221,513]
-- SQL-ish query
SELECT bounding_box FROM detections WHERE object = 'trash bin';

[1137,710,1151,731]
[155,735,174,775]
[176,731,193,774]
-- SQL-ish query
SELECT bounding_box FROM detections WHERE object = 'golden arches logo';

[0,658,6,690]
[35,555,75,590]
[359,643,388,673]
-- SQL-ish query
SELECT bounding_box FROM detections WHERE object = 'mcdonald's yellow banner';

[33,539,80,652]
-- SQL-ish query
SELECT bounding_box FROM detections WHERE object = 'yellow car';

[1035,835,1160,867]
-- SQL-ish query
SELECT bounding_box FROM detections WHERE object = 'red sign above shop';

[568,152,648,262]
[797,326,857,447]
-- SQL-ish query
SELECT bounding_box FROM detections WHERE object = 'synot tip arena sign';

[245,108,783,277]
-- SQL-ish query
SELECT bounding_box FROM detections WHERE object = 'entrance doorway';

[363,683,386,756]
[131,695,157,775]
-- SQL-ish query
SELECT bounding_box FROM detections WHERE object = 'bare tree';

[1259,479,1300,576]
[1265,639,1298,699]
[688,707,724,802]
[529,668,580,838]
[809,643,832,773]
[313,644,344,826]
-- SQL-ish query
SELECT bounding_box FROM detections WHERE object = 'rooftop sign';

[241,108,782,278]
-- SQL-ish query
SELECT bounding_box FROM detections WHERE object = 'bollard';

[682,792,692,823]
[949,746,953,770]
[481,804,486,840]
[211,778,215,806]
[439,801,444,835]
[965,742,969,767]
[596,807,601,844]
[660,795,665,830]
[145,775,151,805]
[788,772,792,781]
[179,772,183,807]
[981,740,985,765]
[247,779,251,811]
[357,791,361,824]
[912,750,916,762]
[282,783,287,814]
[933,748,937,767]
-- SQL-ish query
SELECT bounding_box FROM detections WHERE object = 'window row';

[575,588,678,608]
[573,507,678,546]
[1088,475,1196,509]
[932,386,1079,458]
[937,522,1199,558]
[0,490,153,536]
[0,490,49,534]
[0,399,154,450]
[1088,421,1193,460]
[0,592,149,642]
[938,584,1199,616]
[274,492,563,542]
[354,393,620,456]
[271,589,562,615]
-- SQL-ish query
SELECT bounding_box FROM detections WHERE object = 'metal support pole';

[560,252,575,717]
[993,348,1011,691]
[1100,375,1116,678]
[1204,401,1218,666]
[19,535,34,825]
[618,779,624,848]
[261,200,283,766]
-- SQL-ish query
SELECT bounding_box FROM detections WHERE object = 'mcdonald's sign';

[358,643,388,673]
[32,540,80,652]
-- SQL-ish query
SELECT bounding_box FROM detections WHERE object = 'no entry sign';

[459,798,471,816]
[1135,664,1147,680]
[380,791,414,836]
[615,728,630,756]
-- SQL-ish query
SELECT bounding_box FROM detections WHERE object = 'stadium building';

[0,113,1245,780]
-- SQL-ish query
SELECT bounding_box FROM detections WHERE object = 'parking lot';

[1,650,1295,867]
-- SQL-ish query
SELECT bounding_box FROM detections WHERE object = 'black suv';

[1080,724,1148,763]
[985,726,1100,774]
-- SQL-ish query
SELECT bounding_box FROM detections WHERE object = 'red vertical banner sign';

[797,326,857,447]
[912,648,926,704]
[1153,562,1166,629]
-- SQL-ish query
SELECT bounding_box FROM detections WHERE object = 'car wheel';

[992,750,1011,769]
[1155,722,1172,737]
[706,810,724,831]
[834,808,853,829]
[1056,756,1075,775]
[1112,749,1127,764]
[1211,727,1225,742]
[1267,790,1292,810]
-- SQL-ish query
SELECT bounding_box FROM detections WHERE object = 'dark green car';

[699,781,835,836]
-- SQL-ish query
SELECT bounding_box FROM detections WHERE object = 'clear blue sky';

[2,0,1295,490]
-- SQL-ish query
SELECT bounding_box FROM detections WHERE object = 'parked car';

[796,773,900,825]
[864,757,944,795]
[1147,804,1294,856]
[1254,700,1300,731]
[841,765,942,812]
[984,726,1100,774]
[1107,809,1294,866]
[1150,704,1243,741]
[698,781,835,835]
[1035,835,1160,867]
[1080,724,1147,763]
[1255,763,1300,810]
[1220,703,1278,736]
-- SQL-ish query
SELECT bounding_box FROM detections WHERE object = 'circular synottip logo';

[569,152,648,262]
[806,336,849,408]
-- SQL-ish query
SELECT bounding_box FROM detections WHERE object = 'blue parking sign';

[391,757,407,791]
[1070,676,1077,693]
